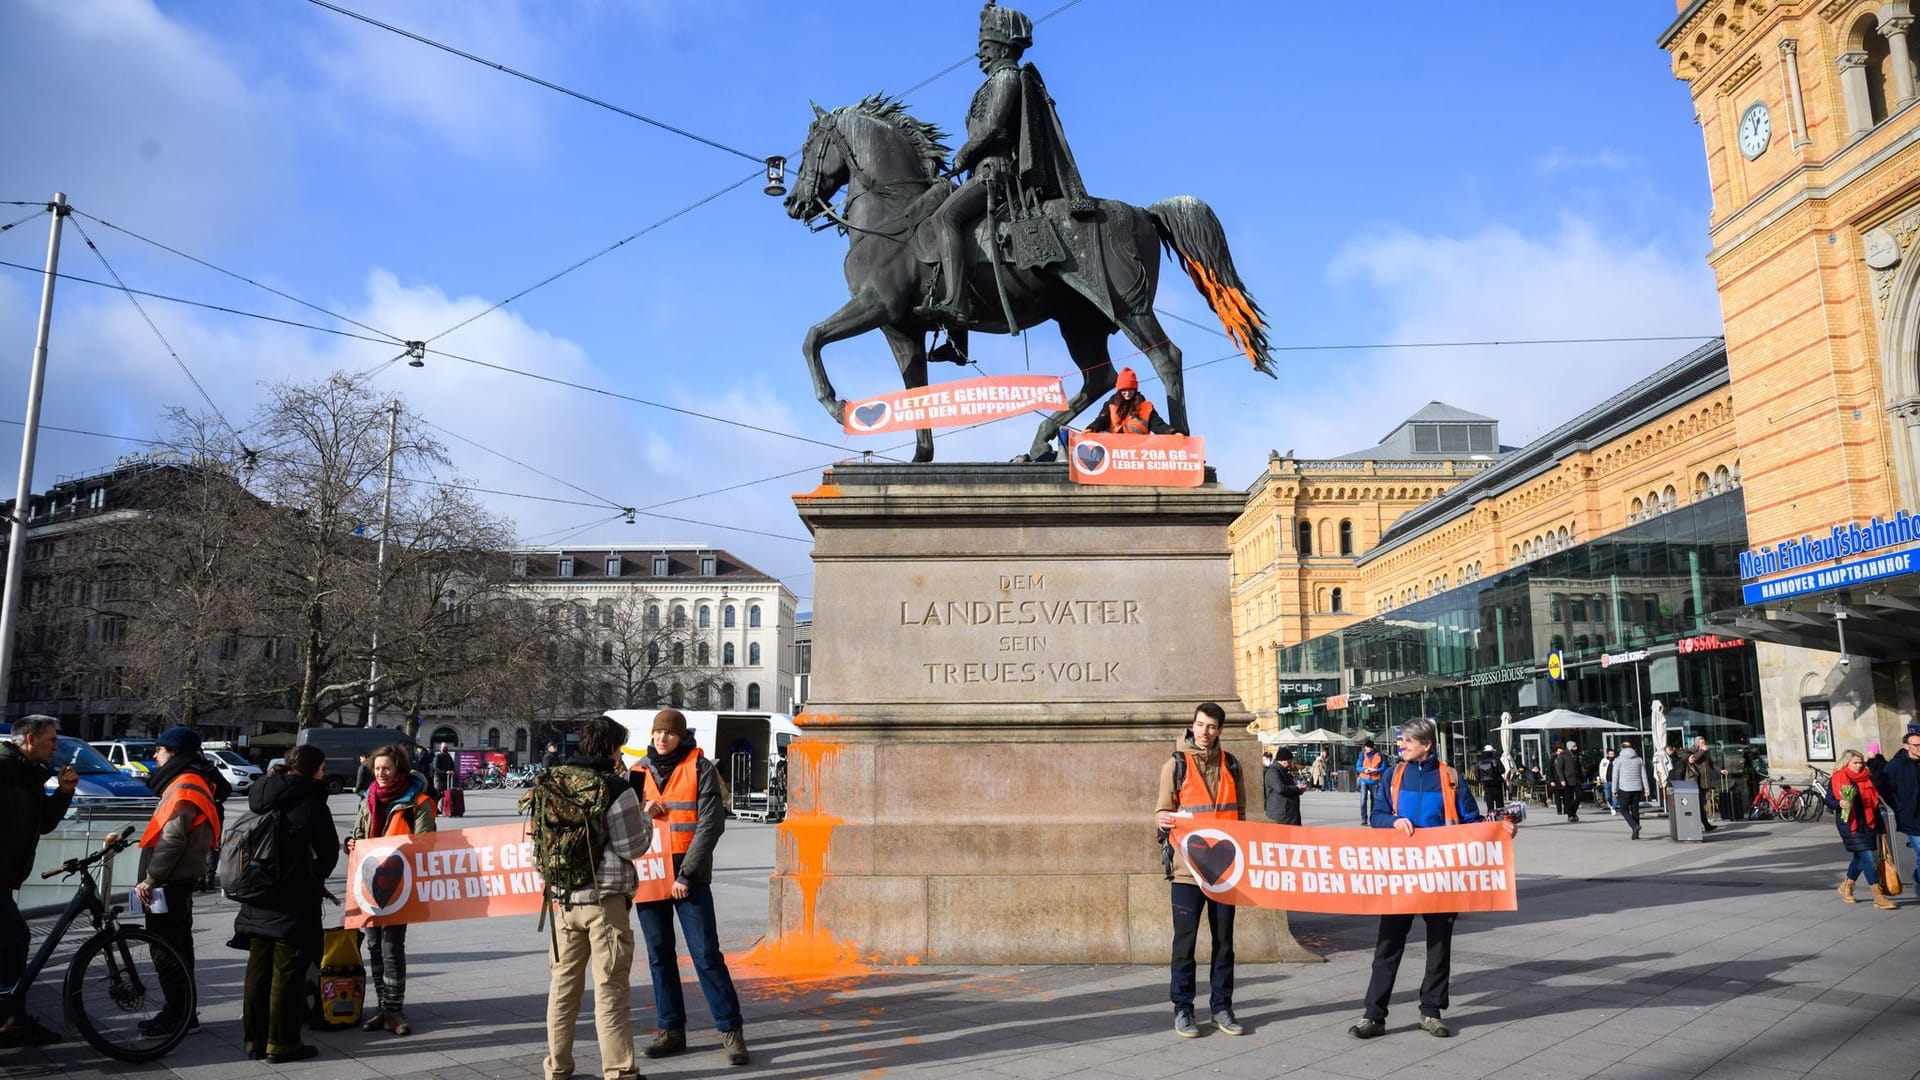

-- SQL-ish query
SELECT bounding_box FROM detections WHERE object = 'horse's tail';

[1147,196,1274,377]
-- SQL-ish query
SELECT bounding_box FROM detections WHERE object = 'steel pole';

[0,194,68,711]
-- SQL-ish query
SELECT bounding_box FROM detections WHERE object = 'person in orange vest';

[1348,719,1516,1041]
[1085,367,1171,436]
[1356,739,1387,824]
[136,726,230,1036]
[635,709,748,1067]
[346,743,436,1036]
[1153,701,1246,1040]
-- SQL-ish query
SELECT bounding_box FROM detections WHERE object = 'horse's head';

[786,102,848,224]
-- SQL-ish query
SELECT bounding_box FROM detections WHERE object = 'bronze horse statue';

[785,96,1275,462]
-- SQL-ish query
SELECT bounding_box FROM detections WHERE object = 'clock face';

[1739,103,1771,159]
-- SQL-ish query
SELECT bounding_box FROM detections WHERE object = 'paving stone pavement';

[7,786,1920,1080]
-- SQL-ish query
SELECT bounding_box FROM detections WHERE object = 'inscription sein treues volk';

[899,573,1139,685]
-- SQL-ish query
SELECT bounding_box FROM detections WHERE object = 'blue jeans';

[1358,780,1378,823]
[1602,782,1614,809]
[1,889,28,1021]
[1168,882,1234,1012]
[1846,849,1880,886]
[635,885,743,1032]
[1906,832,1920,877]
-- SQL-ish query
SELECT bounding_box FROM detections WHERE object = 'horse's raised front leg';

[802,291,893,426]
[881,325,935,462]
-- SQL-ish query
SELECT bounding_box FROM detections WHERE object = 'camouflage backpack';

[520,765,613,907]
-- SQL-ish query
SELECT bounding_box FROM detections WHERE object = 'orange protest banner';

[1169,819,1516,915]
[842,375,1067,435]
[1067,432,1205,487]
[343,821,673,928]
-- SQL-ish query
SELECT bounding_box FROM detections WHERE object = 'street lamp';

[763,156,787,197]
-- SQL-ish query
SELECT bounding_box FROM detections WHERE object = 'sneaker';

[0,1015,64,1047]
[1349,1018,1387,1039]
[1173,1009,1199,1039]
[1418,1015,1453,1038]
[1211,1008,1245,1036]
[721,1027,749,1066]
[643,1027,687,1059]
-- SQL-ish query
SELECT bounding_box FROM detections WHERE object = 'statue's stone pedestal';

[772,462,1315,964]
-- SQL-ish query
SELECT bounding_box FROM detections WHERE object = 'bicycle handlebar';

[39,830,132,879]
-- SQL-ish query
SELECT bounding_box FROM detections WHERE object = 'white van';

[202,742,264,794]
[605,709,802,822]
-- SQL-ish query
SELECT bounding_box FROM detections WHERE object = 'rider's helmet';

[979,2,1033,50]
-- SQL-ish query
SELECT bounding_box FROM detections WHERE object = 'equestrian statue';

[785,1,1274,463]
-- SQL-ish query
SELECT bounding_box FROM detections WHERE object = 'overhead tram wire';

[70,210,408,346]
[0,206,48,234]
[417,417,628,513]
[67,216,239,438]
[899,0,1090,96]
[302,0,765,165]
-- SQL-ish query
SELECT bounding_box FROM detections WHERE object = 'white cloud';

[1536,147,1636,174]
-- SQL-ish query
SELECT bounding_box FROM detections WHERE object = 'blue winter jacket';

[1371,754,1483,829]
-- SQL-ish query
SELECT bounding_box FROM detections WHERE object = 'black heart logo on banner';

[367,852,408,910]
[853,402,889,429]
[1185,836,1237,886]
[1075,443,1106,471]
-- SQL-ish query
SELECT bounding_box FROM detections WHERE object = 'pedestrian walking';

[1472,745,1505,812]
[634,709,750,1066]
[1875,728,1920,878]
[1550,740,1585,823]
[1653,743,1674,804]
[1597,749,1617,814]
[235,745,339,1063]
[1356,739,1386,823]
[530,715,651,1080]
[1310,753,1328,793]
[1,716,78,1048]
[136,726,228,1036]
[1264,747,1302,826]
[1826,749,1896,910]
[1155,702,1246,1039]
[1612,741,1649,840]
[1348,718,1513,1040]
[347,744,436,1035]
[1687,736,1721,833]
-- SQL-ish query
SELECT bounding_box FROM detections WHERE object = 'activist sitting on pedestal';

[1349,718,1515,1042]
[1084,368,1170,436]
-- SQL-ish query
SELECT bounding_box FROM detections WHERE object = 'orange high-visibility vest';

[643,748,706,854]
[1387,760,1462,826]
[140,773,222,848]
[1175,750,1240,820]
[374,793,434,836]
[1358,748,1385,781]
[1106,397,1157,435]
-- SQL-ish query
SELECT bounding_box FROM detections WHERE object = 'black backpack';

[218,808,285,904]
[1473,756,1501,784]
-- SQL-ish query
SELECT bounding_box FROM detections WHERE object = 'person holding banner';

[1154,702,1247,1040]
[346,744,436,1036]
[538,715,652,1080]
[635,710,749,1067]
[1349,718,1512,1041]
[1085,367,1170,436]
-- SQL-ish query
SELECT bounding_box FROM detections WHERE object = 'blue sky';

[0,1,1724,604]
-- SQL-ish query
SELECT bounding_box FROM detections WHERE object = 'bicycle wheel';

[63,925,195,1063]
[1795,792,1823,823]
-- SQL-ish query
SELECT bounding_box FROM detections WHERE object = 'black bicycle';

[9,830,195,1062]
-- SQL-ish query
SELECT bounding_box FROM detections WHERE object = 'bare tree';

[586,592,729,710]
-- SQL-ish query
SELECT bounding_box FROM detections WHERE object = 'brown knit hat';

[652,709,689,736]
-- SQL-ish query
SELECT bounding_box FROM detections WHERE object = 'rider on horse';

[930,1,1093,327]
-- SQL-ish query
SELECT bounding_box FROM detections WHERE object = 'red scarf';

[367,774,408,833]
[1832,766,1881,832]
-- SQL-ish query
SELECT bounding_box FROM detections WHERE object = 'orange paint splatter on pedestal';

[737,736,872,986]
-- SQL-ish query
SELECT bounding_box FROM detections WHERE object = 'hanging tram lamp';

[763,156,787,197]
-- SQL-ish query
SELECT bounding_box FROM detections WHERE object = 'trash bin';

[1668,780,1705,843]
[1338,769,1357,793]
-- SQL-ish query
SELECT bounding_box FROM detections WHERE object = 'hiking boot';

[1173,1008,1198,1039]
[721,1027,749,1066]
[1212,1008,1245,1036]
[643,1027,687,1058]
[0,1015,64,1047]
[384,1011,412,1036]
[1348,1018,1387,1039]
[1839,879,1858,903]
[1418,1015,1453,1038]
[363,1011,389,1031]
[1872,884,1898,910]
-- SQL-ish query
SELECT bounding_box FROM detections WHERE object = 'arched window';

[1630,496,1644,518]
[1316,587,1328,613]
[749,642,761,666]
[1694,472,1710,499]
[699,605,711,628]
[646,605,660,627]
[723,642,735,665]
[747,683,761,708]
[647,642,660,665]
[672,643,685,665]
[1663,484,1678,511]
[748,605,763,628]
[723,605,737,628]
[720,683,735,709]
[1339,519,1353,556]
[514,728,528,753]
[642,680,659,706]
[1331,587,1344,614]
[671,683,685,707]
[697,641,710,665]
[672,605,687,627]
[1296,520,1313,555]
[601,642,614,665]
[431,726,460,746]
[692,684,710,709]
[486,727,501,748]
